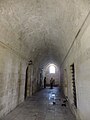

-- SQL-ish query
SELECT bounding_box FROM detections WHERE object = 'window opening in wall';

[70,63,77,108]
[49,65,55,74]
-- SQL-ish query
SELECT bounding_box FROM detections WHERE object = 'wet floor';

[1,87,76,120]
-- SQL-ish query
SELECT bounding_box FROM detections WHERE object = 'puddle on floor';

[49,92,56,105]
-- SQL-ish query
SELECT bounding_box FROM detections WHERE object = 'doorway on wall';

[24,66,28,99]
[43,63,60,87]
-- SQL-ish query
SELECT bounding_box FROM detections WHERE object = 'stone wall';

[61,14,90,120]
[0,42,27,117]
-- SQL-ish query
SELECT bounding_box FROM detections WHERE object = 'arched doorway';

[24,61,33,99]
[43,63,60,87]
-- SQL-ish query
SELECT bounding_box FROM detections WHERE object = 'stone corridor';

[1,87,76,120]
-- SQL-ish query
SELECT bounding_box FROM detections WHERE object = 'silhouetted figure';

[50,78,54,89]
[44,77,46,88]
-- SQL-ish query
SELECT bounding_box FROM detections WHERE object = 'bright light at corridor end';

[49,64,55,74]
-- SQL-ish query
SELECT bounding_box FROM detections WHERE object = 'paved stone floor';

[1,87,76,120]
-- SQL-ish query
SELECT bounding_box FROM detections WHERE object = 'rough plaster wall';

[0,43,40,117]
[0,44,27,117]
[60,14,90,120]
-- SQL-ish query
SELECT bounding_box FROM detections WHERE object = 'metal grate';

[70,63,77,108]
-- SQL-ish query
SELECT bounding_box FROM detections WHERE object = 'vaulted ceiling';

[0,0,90,67]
